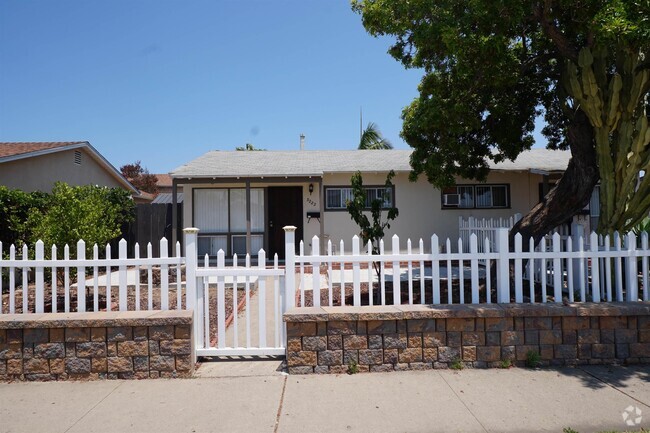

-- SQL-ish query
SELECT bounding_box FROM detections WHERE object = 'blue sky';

[0,1,542,173]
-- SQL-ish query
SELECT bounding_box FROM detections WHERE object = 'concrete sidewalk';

[1,363,650,433]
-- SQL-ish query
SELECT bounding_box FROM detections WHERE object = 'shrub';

[28,182,135,257]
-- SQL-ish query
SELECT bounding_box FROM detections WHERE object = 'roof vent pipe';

[300,134,305,151]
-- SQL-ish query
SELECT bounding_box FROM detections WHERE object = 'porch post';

[246,180,251,256]
[172,179,178,247]
[284,226,296,309]
[319,178,325,254]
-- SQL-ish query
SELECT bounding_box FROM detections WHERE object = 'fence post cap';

[283,225,297,232]
[183,227,200,234]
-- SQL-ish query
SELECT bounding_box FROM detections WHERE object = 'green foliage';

[563,428,579,433]
[347,359,359,374]
[120,161,158,194]
[450,357,464,370]
[346,170,399,254]
[359,122,393,150]
[634,217,650,235]
[0,186,49,250]
[525,350,541,368]
[352,0,650,233]
[28,182,135,257]
[236,143,265,151]
[499,359,512,369]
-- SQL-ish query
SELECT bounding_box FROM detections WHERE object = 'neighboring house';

[170,148,590,259]
[0,141,137,194]
[154,174,173,193]
[152,173,184,205]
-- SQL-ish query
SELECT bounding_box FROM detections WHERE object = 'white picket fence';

[3,226,650,361]
[459,214,522,253]
[193,249,286,357]
[0,238,184,314]
[290,229,650,308]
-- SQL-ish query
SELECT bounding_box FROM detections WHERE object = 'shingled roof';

[171,148,571,179]
[0,141,87,159]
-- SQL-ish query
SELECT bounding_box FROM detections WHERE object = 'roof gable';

[0,141,138,193]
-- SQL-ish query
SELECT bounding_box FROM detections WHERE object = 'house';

[170,148,580,259]
[0,141,137,194]
[152,173,184,205]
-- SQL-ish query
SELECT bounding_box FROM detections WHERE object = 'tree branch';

[533,3,578,62]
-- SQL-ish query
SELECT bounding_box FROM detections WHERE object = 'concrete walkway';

[2,363,650,432]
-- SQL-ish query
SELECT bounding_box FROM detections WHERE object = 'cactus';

[563,47,650,234]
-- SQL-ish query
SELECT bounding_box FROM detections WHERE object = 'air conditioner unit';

[444,194,460,206]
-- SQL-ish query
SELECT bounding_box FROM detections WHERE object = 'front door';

[268,186,303,259]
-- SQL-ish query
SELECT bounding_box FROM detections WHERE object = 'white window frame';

[442,184,510,209]
[324,186,395,210]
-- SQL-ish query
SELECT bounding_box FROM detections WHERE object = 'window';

[324,186,394,210]
[442,184,509,209]
[193,188,265,256]
[74,150,82,165]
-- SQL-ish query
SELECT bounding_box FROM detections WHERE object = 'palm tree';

[236,143,265,151]
[358,122,393,150]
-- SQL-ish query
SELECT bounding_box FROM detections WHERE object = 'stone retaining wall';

[284,303,650,374]
[0,310,194,381]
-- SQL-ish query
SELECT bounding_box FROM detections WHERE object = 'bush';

[28,182,135,257]
[0,186,49,249]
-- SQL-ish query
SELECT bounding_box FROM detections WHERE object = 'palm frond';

[358,122,393,149]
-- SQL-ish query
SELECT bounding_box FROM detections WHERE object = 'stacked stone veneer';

[284,303,650,374]
[0,310,194,381]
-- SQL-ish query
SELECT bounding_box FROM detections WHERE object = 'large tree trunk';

[510,110,599,248]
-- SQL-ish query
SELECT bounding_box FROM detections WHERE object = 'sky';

[0,1,544,174]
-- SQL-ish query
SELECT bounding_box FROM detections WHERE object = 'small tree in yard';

[346,170,399,276]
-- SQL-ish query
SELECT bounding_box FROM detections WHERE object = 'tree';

[0,187,49,250]
[236,143,266,151]
[352,0,650,243]
[346,170,399,260]
[120,161,159,194]
[29,182,135,258]
[359,122,393,149]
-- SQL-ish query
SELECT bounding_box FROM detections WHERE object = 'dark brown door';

[268,186,303,259]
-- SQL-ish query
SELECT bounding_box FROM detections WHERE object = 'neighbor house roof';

[0,141,138,193]
[0,141,87,158]
[171,148,571,179]
[154,174,173,187]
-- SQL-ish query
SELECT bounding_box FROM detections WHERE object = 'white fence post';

[496,228,510,303]
[118,239,127,311]
[352,236,361,306]
[626,232,639,302]
[183,228,200,361]
[311,236,321,308]
[284,226,297,310]
[35,240,44,313]
[77,240,86,313]
[572,223,585,291]
[392,235,400,306]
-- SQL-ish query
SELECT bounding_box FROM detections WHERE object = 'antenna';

[360,106,363,142]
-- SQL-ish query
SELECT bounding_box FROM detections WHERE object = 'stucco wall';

[180,170,544,255]
[322,171,543,252]
[0,149,124,193]
[182,181,321,253]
